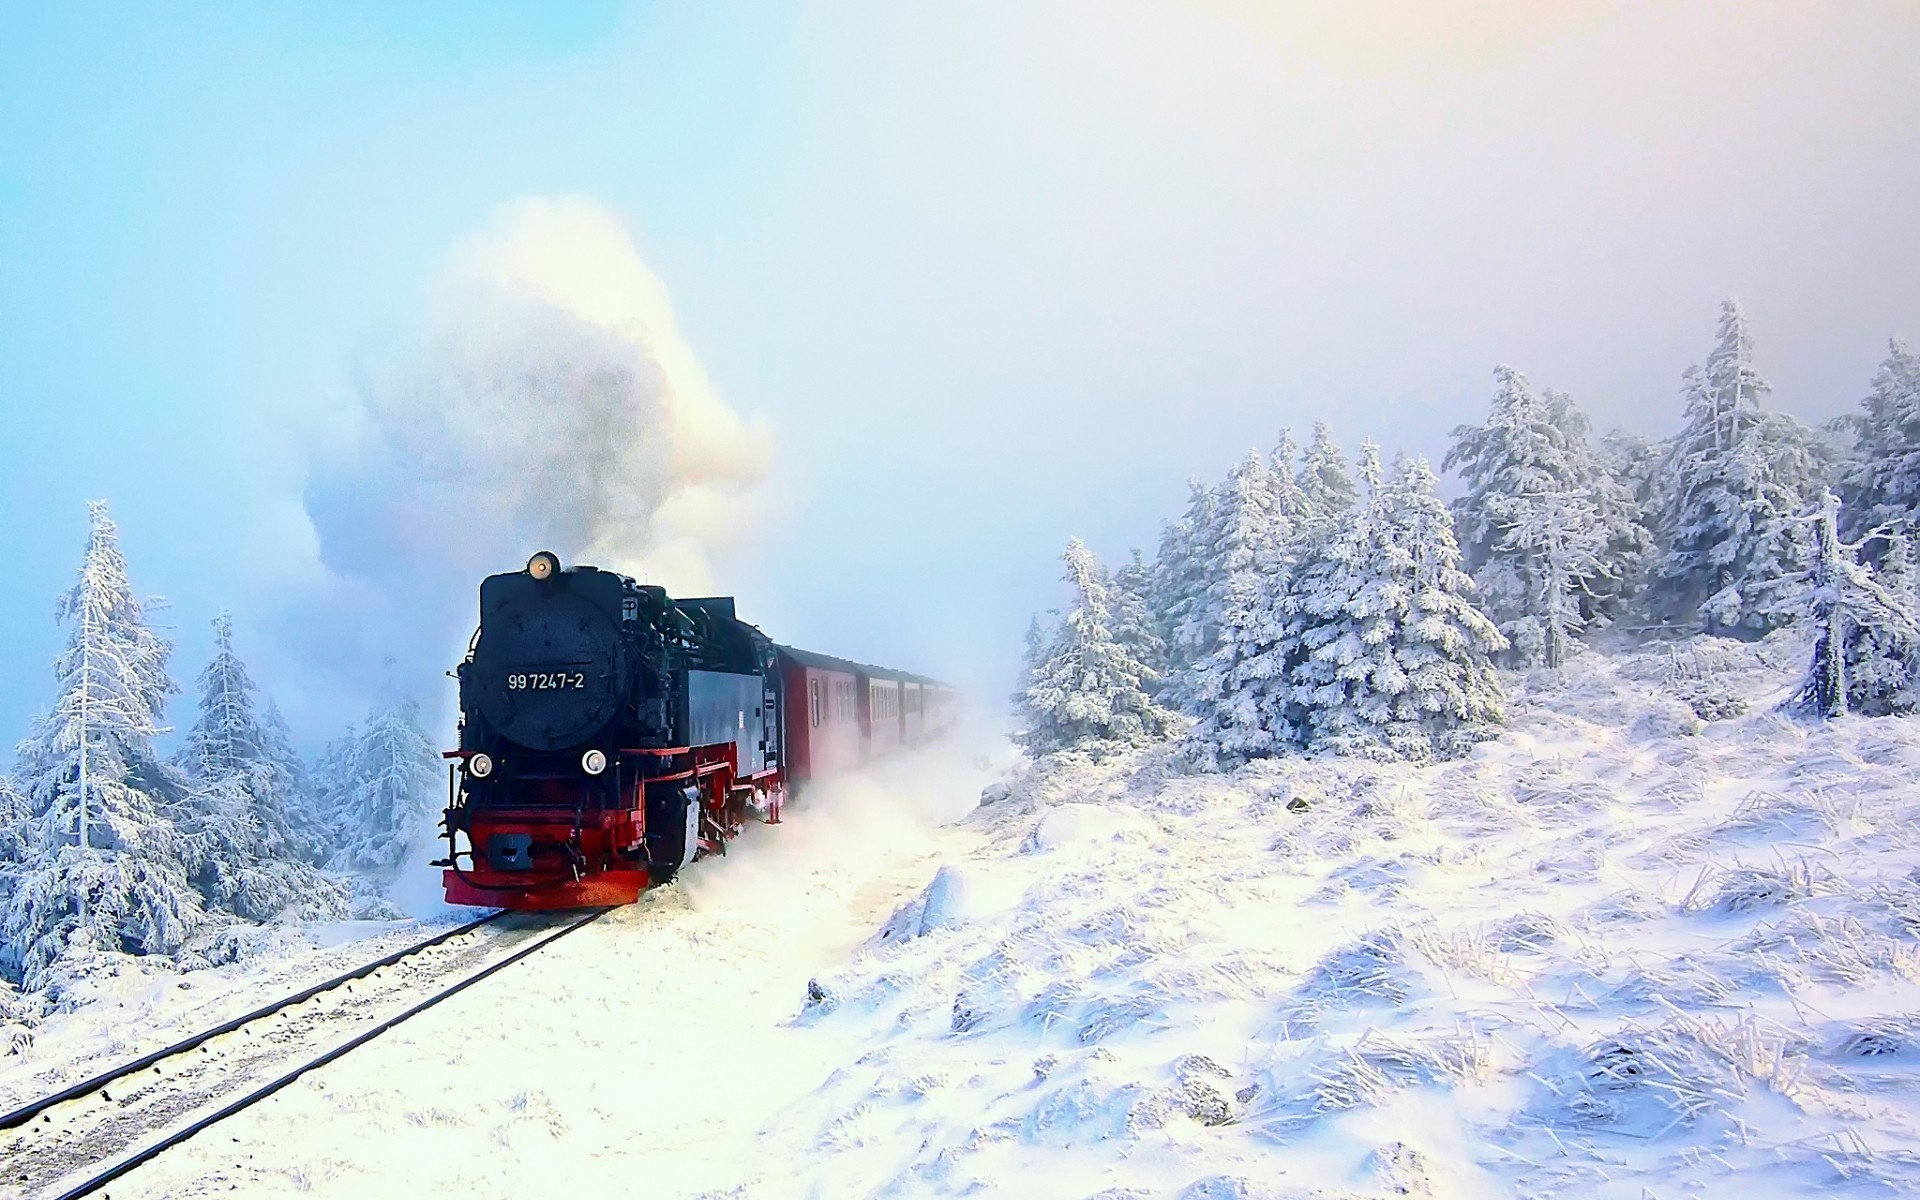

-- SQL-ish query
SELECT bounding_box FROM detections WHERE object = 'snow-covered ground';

[51,731,1008,1198]
[0,916,469,1109]
[19,638,1920,1198]
[741,633,1920,1199]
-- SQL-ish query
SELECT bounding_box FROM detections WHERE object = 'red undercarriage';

[441,745,784,910]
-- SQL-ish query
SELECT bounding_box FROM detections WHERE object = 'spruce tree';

[1652,301,1829,635]
[1791,491,1920,718]
[259,701,328,862]
[1107,549,1167,686]
[1445,367,1610,665]
[1297,421,1358,526]
[174,614,314,855]
[3,503,202,990]
[1174,450,1282,709]
[1013,615,1050,710]
[0,776,27,905]
[1267,428,1310,530]
[173,614,339,920]
[327,699,442,873]
[1286,449,1507,761]
[1187,432,1310,765]
[1015,540,1176,756]
[1151,481,1218,689]
[1841,340,1920,539]
[1592,427,1662,616]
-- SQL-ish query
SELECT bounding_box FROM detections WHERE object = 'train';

[436,551,956,909]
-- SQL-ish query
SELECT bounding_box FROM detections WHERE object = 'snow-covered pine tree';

[175,615,305,851]
[1186,557,1290,769]
[1107,549,1167,686]
[1843,527,1920,714]
[1840,340,1920,540]
[1015,540,1176,757]
[1267,428,1310,530]
[310,723,357,856]
[1012,615,1050,710]
[1504,483,1606,668]
[1592,427,1662,618]
[3,502,202,991]
[327,699,442,874]
[1151,480,1217,689]
[1296,421,1358,525]
[1161,450,1284,712]
[1545,390,1656,621]
[178,614,265,781]
[0,972,33,1053]
[173,613,339,921]
[1651,300,1831,636]
[1186,431,1311,766]
[1286,449,1507,761]
[1790,491,1920,718]
[258,701,328,863]
[1444,366,1610,665]
[0,775,26,905]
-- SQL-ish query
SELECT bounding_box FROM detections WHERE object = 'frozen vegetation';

[0,504,448,1039]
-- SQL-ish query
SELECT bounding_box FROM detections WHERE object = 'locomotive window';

[810,679,821,727]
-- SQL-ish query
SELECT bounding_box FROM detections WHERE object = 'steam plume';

[296,196,771,716]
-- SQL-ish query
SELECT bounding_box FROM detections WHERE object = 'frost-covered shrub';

[0,976,38,1055]
[1299,928,1415,1008]
[1681,860,1833,915]
[1828,1014,1920,1059]
[1538,1015,1807,1139]
[1308,1030,1489,1113]
[1739,910,1920,988]
[1629,697,1705,741]
[1673,679,1749,721]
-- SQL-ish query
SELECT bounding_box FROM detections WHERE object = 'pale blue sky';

[4,2,1918,749]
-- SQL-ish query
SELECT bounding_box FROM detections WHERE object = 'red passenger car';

[778,647,866,781]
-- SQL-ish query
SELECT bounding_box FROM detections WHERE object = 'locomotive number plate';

[506,671,588,691]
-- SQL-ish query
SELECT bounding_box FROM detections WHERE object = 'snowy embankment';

[735,634,1920,1199]
[0,917,467,1104]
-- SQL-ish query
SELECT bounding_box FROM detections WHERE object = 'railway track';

[0,907,612,1200]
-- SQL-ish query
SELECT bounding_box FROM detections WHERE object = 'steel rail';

[44,905,613,1200]
[0,910,504,1134]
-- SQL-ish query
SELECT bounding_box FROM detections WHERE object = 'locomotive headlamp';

[468,752,494,779]
[581,748,608,776]
[526,551,560,581]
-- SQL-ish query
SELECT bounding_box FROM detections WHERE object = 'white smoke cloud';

[293,196,772,717]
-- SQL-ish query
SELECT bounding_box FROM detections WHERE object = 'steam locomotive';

[438,551,955,909]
